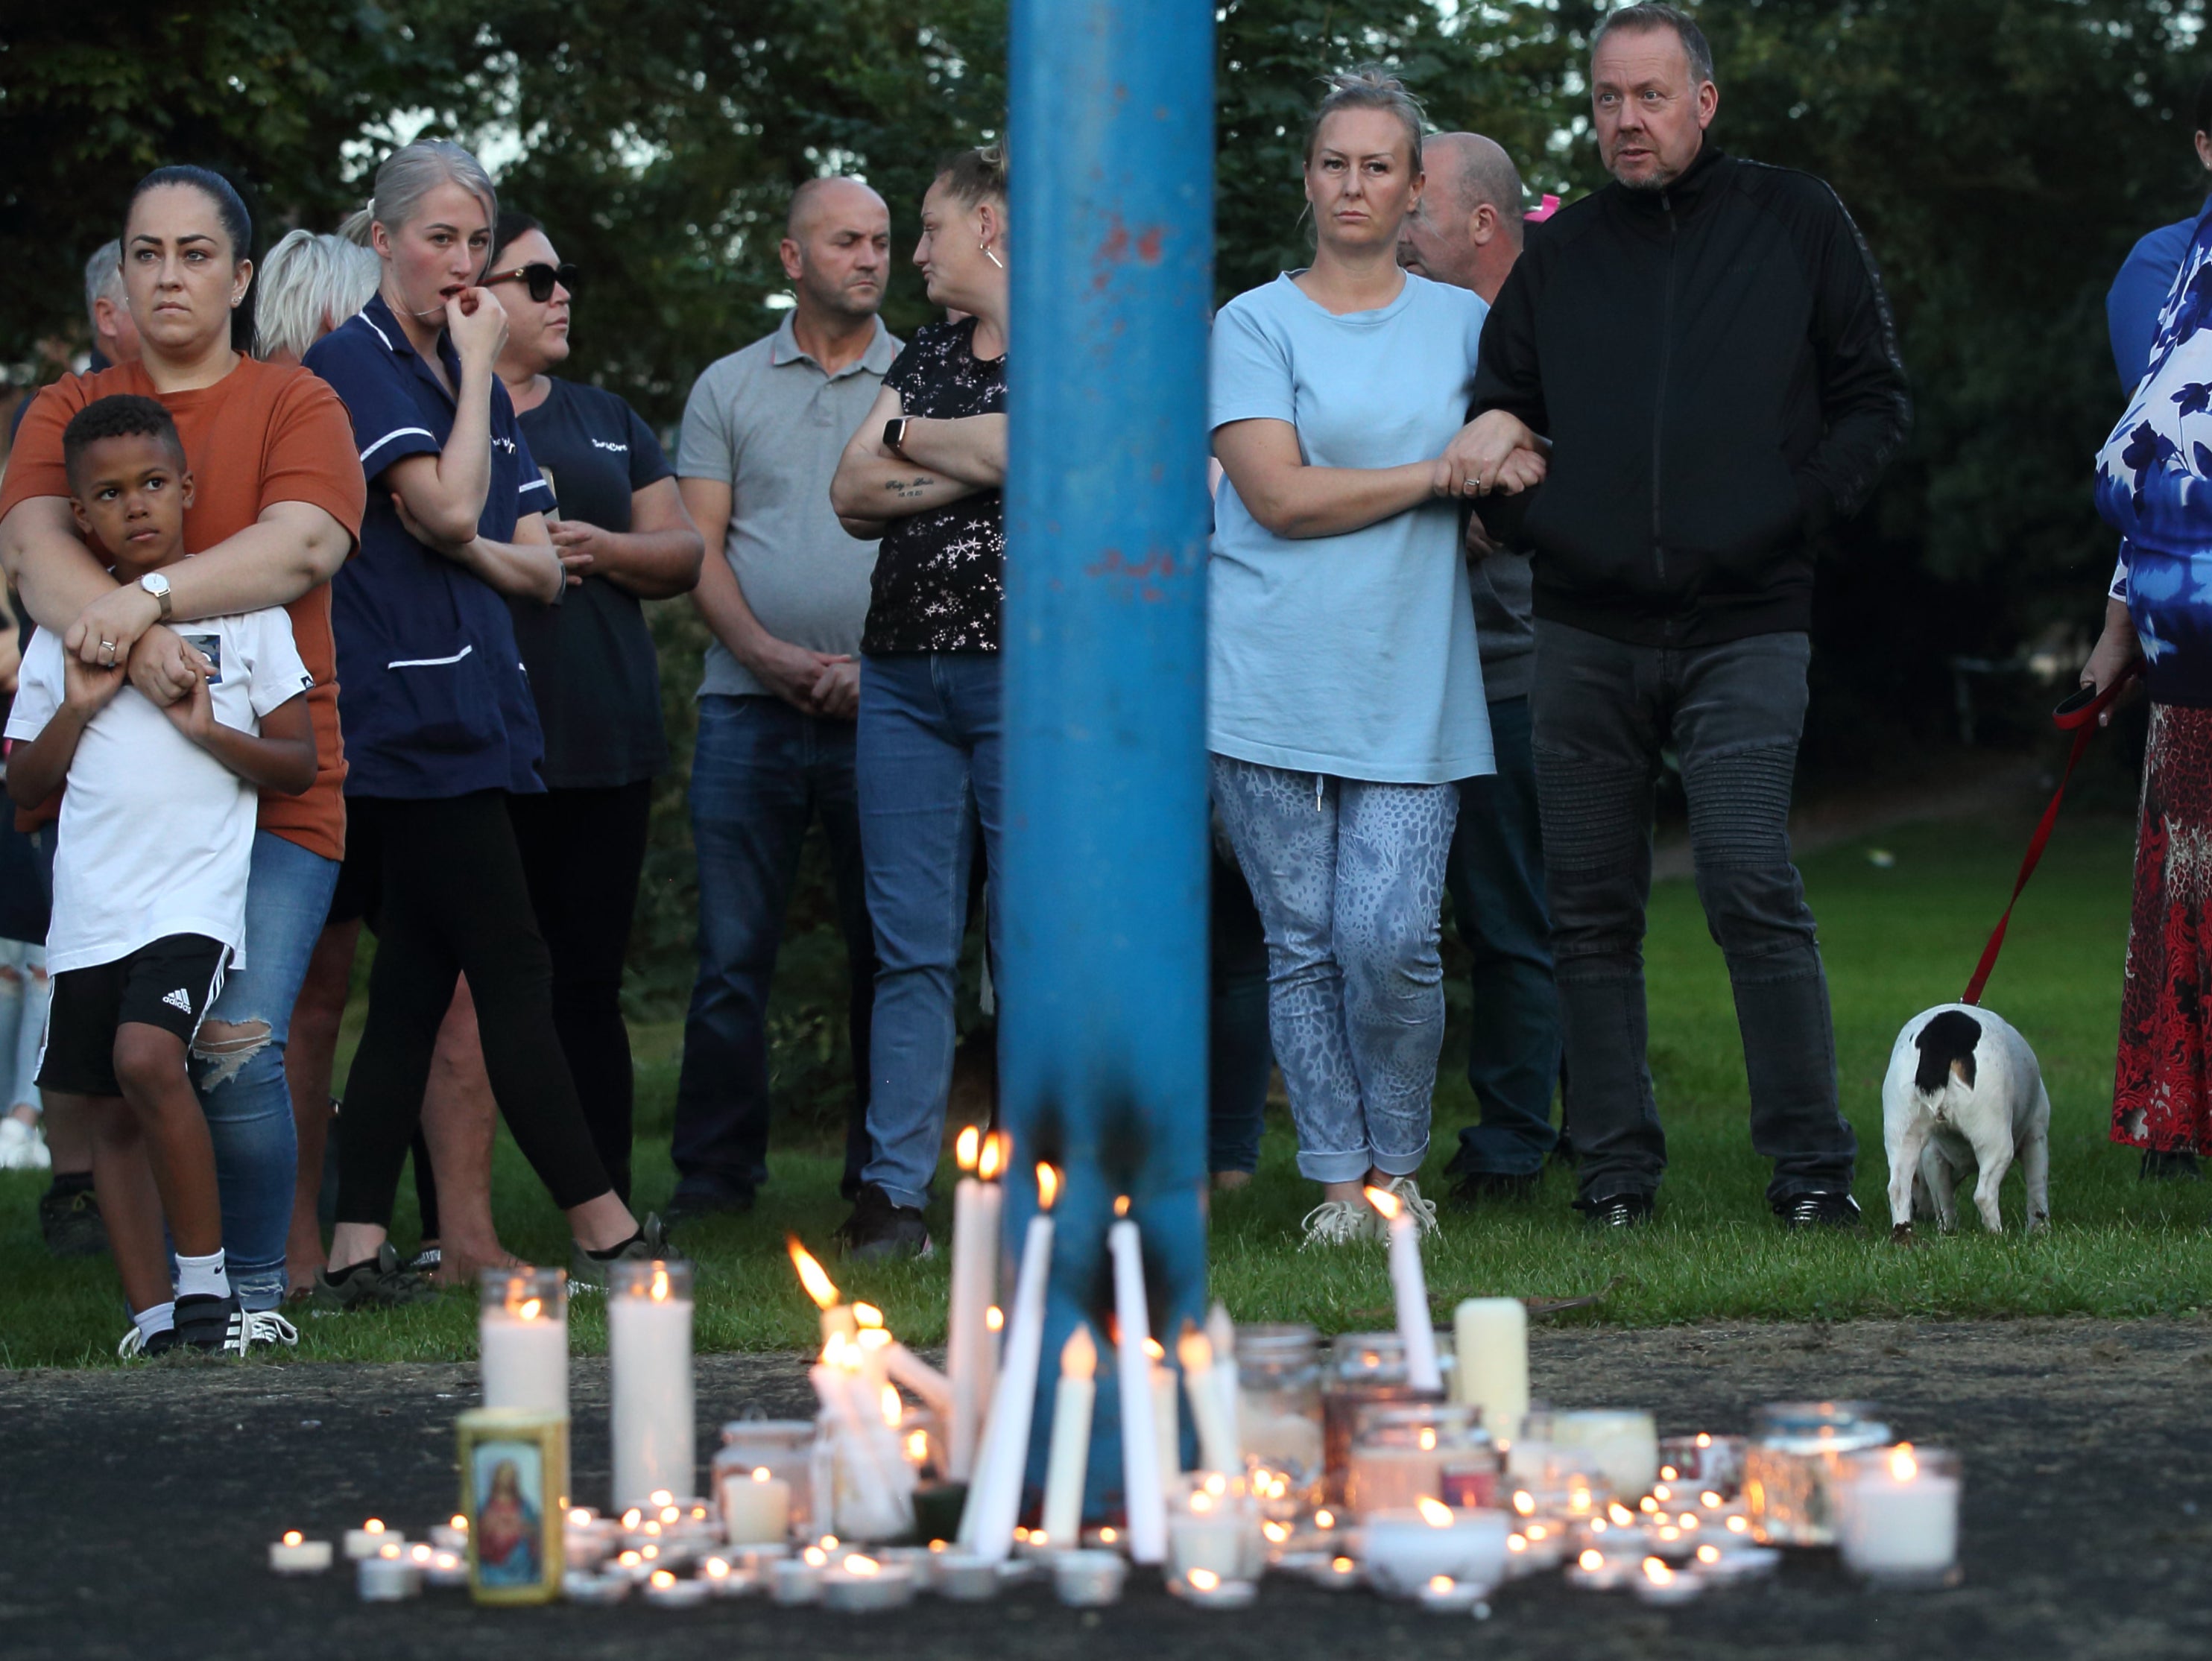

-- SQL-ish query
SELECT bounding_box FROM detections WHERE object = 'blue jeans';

[1446,697,1565,1177]
[1211,756,1459,1184]
[673,695,875,1204]
[856,654,1002,1211]
[192,831,341,1311]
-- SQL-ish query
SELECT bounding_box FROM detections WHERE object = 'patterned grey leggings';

[1210,756,1459,1184]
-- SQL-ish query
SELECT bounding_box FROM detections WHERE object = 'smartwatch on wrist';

[882,417,911,458]
[139,571,173,621]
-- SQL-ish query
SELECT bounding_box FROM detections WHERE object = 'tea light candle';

[429,1515,469,1553]
[721,1464,792,1545]
[1313,1554,1362,1591]
[1052,1549,1126,1607]
[1108,1213,1168,1563]
[1450,1298,1527,1444]
[1363,1499,1511,1597]
[356,1545,420,1601]
[1167,1486,1260,1582]
[821,1554,917,1611]
[562,1569,631,1604]
[1177,1567,1258,1610]
[933,1551,1001,1601]
[643,1569,712,1608]
[269,1532,332,1574]
[610,1260,695,1510]
[344,1520,398,1560]
[1838,1444,1960,1587]
[1566,1548,1631,1591]
[1040,1323,1098,1546]
[1693,1542,1780,1584]
[479,1268,569,1417]
[1418,1574,1488,1613]
[424,1550,470,1588]
[1634,1556,1702,1605]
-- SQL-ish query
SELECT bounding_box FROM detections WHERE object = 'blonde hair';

[1304,66,1427,170]
[934,145,1008,209]
[338,138,499,253]
[254,230,380,361]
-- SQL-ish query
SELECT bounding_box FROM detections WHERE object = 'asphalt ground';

[5,1317,2209,1660]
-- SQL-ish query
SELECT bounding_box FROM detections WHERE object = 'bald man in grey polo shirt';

[669,178,902,1220]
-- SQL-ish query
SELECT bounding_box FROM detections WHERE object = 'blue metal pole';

[1002,0,1215,1520]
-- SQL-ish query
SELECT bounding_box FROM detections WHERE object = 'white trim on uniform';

[385,645,475,671]
[359,426,436,466]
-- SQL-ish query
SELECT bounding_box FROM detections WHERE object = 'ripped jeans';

[0,938,50,1113]
[191,832,341,1309]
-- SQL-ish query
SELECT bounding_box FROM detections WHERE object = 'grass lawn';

[6,811,2207,1370]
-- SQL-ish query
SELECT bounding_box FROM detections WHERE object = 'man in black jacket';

[1449,2,1911,1230]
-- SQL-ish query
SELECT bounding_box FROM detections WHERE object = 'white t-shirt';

[6,608,312,975]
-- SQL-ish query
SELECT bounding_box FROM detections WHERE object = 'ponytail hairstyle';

[934,144,1009,209]
[124,165,254,262]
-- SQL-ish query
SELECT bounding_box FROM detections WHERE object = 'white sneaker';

[1301,1199,1377,1248]
[244,1310,300,1350]
[1385,1175,1441,1236]
[0,1116,48,1171]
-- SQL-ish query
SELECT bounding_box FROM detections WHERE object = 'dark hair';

[935,145,1008,208]
[61,395,185,490]
[1305,66,1427,169]
[1590,2,1716,88]
[2195,70,2212,140]
[489,210,545,273]
[124,165,253,262]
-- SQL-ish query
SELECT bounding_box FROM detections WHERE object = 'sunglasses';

[483,261,581,303]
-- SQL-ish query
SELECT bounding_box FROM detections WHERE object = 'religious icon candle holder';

[1743,1402,1892,1548]
[1346,1401,1488,1519]
[458,1407,568,1605]
[1236,1324,1325,1511]
[1321,1332,1444,1504]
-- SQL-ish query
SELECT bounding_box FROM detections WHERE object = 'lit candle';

[1362,1498,1511,1597]
[478,1268,569,1418]
[1449,1297,1527,1443]
[1052,1548,1127,1607]
[720,1464,792,1545]
[820,1551,918,1611]
[959,1164,1058,1561]
[1204,1302,1240,1460]
[343,1519,398,1560]
[1108,1212,1168,1564]
[609,1260,696,1509]
[1177,1323,1240,1475]
[356,1542,421,1601]
[853,1304,955,1421]
[1176,1566,1258,1609]
[1147,1338,1181,1490]
[1166,1478,1263,1582]
[269,1531,333,1574]
[1040,1323,1099,1546]
[947,1127,1005,1481]
[1837,1444,1960,1587]
[1365,1186,1441,1394]
[810,1333,911,1540]
[789,1237,856,1343]
[643,1567,712,1607]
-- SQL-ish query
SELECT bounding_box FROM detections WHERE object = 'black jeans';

[511,779,653,1204]
[335,791,613,1227]
[1531,621,1856,1208]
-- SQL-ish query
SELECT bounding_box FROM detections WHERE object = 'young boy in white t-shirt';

[6,395,317,1357]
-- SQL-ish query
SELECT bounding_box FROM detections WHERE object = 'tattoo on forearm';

[883,476,935,500]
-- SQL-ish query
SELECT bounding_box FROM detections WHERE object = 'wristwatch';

[882,417,911,457]
[139,571,172,621]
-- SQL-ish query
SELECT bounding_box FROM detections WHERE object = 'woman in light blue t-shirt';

[1210,69,1545,1248]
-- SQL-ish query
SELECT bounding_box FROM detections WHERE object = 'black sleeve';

[1795,183,1912,532]
[1470,246,1549,434]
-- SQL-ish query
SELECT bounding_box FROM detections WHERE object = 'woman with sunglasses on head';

[480,210,702,1203]
[301,141,666,1306]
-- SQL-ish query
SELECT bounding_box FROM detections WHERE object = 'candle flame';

[1315,1510,1335,1530]
[853,1302,883,1329]
[1697,1544,1721,1565]
[803,1546,827,1567]
[1062,1323,1097,1381]
[1660,1465,1678,1482]
[1643,1558,1672,1586]
[1189,1490,1213,1513]
[660,1505,680,1525]
[1608,1502,1634,1525]
[846,1554,879,1577]
[978,1131,1007,1181]
[1188,1569,1220,1592]
[1143,1337,1166,1361]
[283,1531,303,1546]
[1527,1522,1549,1541]
[906,1429,930,1463]
[1639,1496,1659,1514]
[618,1551,640,1569]
[705,1557,730,1580]
[1418,1427,1436,1451]
[410,1544,433,1564]
[451,1514,467,1531]
[1506,1534,1526,1554]
[1331,1557,1354,1575]
[1363,1184,1400,1220]
[650,1266,671,1303]
[434,1552,458,1570]
[622,1509,642,1529]
[1263,1521,1292,1543]
[1037,1162,1060,1209]
[1416,1497,1455,1528]
[1429,1575,1454,1594]
[1701,1490,1723,1509]
[752,1467,772,1482]
[364,1519,385,1534]
[1696,1432,1712,1448]
[568,1508,590,1527]
[788,1236,841,1310]
[1728,1515,1749,1534]
[1100,1528,1118,1543]
[986,1306,1004,1333]
[1203,1472,1226,1496]
[651,1570,675,1589]
[857,1329,891,1354]
[1579,1549,1603,1571]
[517,1297,542,1320]
[1029,1531,1049,1547]
[1512,1490,1536,1517]
[1890,1443,1918,1481]
[882,1384,903,1426]
[1177,1324,1213,1375]
[1679,1513,1698,1529]
[956,1124,980,1171]
[1114,1195,1131,1217]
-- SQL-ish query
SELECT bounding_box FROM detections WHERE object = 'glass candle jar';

[478,1268,569,1418]
[1745,1401,1892,1547]
[1836,1445,1961,1587]
[1346,1402,1489,1518]
[715,1420,817,1540]
[1321,1332,1443,1504]
[1236,1325,1324,1509]
[1166,1473,1265,1583]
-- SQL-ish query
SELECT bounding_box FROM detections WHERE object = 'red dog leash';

[1959,658,2143,1005]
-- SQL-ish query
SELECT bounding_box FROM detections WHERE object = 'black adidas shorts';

[38,934,227,1097]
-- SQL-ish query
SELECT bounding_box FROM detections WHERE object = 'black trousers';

[335,791,613,1227]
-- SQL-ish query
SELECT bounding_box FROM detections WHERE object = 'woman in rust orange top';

[0,165,364,1325]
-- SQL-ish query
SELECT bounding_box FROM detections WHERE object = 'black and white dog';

[1880,1004,2051,1238]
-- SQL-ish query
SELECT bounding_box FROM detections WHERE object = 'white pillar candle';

[1040,1324,1098,1545]
[478,1268,569,1419]
[609,1260,695,1510]
[959,1165,1058,1561]
[1148,1343,1181,1490]
[720,1464,793,1545]
[1837,1444,1959,1584]
[1450,1297,1528,1443]
[1368,1187,1441,1395]
[946,1128,1005,1482]
[1177,1325,1240,1475]
[859,1326,955,1420]
[1204,1303,1240,1458]
[1109,1216,1168,1564]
